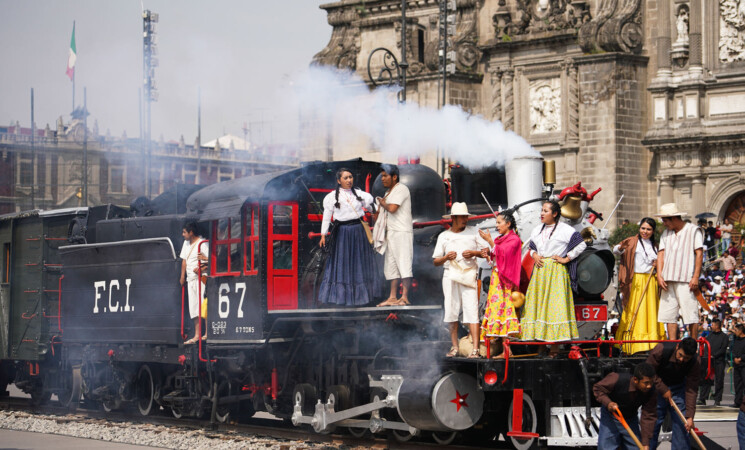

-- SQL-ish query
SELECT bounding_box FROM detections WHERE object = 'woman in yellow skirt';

[479,212,522,358]
[522,200,587,357]
[613,217,666,354]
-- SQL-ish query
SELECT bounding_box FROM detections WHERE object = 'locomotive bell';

[510,291,525,308]
[561,195,583,220]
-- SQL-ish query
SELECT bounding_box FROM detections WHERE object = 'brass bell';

[510,291,525,309]
[580,226,597,245]
[561,194,583,220]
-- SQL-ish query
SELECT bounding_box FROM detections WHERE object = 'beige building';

[312,0,745,227]
[0,118,297,214]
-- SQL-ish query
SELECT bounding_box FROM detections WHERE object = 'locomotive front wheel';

[391,428,416,442]
[170,406,183,419]
[293,383,317,416]
[431,431,458,445]
[507,391,539,450]
[136,365,155,416]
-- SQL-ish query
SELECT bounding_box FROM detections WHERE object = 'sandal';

[446,346,458,357]
[184,337,198,345]
[467,348,480,359]
[397,297,411,306]
[377,298,398,307]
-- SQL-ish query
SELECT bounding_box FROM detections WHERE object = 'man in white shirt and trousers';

[180,221,209,344]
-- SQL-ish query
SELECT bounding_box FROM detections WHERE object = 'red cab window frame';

[244,203,259,276]
[211,216,242,277]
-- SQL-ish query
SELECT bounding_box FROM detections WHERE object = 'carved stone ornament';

[578,0,643,53]
[494,0,582,37]
[667,153,677,167]
[312,7,360,70]
[684,152,692,166]
[719,0,745,63]
[719,152,727,164]
[529,78,562,134]
[671,5,690,68]
[735,152,741,163]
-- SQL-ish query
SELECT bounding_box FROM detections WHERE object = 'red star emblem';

[450,390,469,412]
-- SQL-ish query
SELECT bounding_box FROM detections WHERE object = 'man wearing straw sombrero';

[655,203,704,340]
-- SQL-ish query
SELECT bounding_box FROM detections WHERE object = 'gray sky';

[0,1,331,145]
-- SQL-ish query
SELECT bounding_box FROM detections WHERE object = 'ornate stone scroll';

[578,0,643,53]
[312,7,360,70]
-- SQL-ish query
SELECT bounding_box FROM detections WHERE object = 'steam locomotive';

[0,157,632,448]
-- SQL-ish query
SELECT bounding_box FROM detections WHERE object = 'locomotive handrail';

[59,237,177,259]
[499,338,711,385]
[308,212,500,238]
[197,239,215,363]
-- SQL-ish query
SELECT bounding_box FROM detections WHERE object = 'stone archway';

[724,191,745,225]
[724,191,745,251]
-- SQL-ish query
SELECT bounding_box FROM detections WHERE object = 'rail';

[307,212,499,238]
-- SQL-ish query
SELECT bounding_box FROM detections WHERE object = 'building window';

[219,167,233,183]
[19,158,33,186]
[109,166,126,193]
[212,215,242,276]
[244,204,259,275]
[149,169,163,195]
[183,164,197,184]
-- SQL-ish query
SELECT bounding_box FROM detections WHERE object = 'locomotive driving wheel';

[135,364,155,416]
[507,391,539,450]
[431,431,458,445]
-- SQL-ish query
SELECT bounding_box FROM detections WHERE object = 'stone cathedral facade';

[312,0,745,226]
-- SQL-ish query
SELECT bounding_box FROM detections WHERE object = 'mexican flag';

[66,22,76,81]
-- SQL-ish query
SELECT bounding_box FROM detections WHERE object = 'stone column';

[688,0,703,77]
[691,176,706,216]
[502,69,515,131]
[562,58,579,144]
[490,69,502,122]
[660,176,674,204]
[657,0,672,79]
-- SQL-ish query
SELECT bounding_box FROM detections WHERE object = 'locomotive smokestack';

[505,156,543,242]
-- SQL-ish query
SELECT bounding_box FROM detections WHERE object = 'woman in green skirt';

[521,200,586,357]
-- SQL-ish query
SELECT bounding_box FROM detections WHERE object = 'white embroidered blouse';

[320,188,374,235]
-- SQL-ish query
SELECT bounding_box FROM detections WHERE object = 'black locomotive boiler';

[0,158,634,448]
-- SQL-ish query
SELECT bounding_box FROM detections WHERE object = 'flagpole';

[71,20,75,111]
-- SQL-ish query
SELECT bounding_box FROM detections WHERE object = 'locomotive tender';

[0,157,638,448]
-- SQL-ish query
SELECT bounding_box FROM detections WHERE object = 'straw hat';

[443,202,475,219]
[654,203,688,218]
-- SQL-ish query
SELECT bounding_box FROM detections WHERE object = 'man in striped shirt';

[656,203,704,340]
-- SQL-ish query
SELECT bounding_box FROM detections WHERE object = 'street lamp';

[367,0,409,103]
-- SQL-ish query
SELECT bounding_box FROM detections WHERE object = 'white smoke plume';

[284,66,539,168]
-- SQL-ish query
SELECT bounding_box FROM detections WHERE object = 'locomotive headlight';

[575,248,615,297]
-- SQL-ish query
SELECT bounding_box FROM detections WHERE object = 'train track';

[0,396,505,449]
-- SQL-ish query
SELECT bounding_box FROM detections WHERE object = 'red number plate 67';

[575,305,608,321]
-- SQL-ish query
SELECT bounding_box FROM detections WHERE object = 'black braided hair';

[637,217,658,257]
[333,168,363,209]
[499,211,517,232]
[540,200,562,240]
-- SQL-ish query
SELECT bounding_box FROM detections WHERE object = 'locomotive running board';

[291,374,417,435]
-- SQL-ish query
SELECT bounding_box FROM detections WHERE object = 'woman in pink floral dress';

[479,212,522,359]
